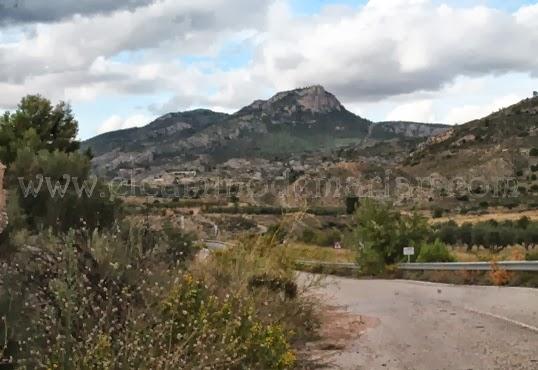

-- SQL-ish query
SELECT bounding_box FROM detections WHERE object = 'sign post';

[403,247,415,263]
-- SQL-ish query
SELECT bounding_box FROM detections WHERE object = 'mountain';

[404,94,538,179]
[83,86,449,175]
[85,109,230,156]
[370,121,448,140]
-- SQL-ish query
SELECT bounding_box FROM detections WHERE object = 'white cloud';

[0,0,269,105]
[253,0,538,102]
[2,0,538,135]
[386,100,436,122]
[443,94,525,124]
[97,114,155,134]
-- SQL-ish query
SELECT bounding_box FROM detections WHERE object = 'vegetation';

[347,199,430,274]
[434,218,538,251]
[0,95,79,166]
[205,205,343,216]
[284,242,355,264]
[299,228,341,247]
[417,239,455,263]
[1,225,313,369]
[0,95,318,369]
[1,96,118,234]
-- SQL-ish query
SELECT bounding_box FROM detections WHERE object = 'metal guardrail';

[295,260,538,272]
[399,261,538,272]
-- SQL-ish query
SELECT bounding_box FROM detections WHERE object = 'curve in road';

[308,275,538,370]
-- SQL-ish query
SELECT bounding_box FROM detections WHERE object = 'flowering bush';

[0,225,306,369]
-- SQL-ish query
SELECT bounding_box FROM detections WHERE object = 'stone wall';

[0,162,6,233]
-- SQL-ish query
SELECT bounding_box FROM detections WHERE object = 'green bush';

[530,147,538,157]
[348,199,430,265]
[436,221,458,245]
[313,229,341,247]
[357,247,386,275]
[417,240,455,262]
[301,229,315,244]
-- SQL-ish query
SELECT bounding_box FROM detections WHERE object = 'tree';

[0,95,79,166]
[9,149,119,232]
[0,95,118,235]
[345,196,359,214]
[350,199,430,265]
[436,221,458,245]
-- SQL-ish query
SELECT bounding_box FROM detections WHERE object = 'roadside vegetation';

[284,242,355,264]
[0,95,319,369]
[287,199,537,286]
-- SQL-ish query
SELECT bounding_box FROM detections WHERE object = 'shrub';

[301,229,316,244]
[345,196,359,214]
[417,240,455,262]
[357,247,386,275]
[313,229,341,247]
[190,236,319,348]
[489,262,511,286]
[530,147,538,156]
[0,227,308,369]
[432,208,444,218]
[436,221,458,245]
[348,199,430,265]
[517,216,530,229]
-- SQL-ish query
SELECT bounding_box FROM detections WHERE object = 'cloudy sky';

[1,0,538,139]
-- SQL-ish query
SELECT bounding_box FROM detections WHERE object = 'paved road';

[311,276,538,370]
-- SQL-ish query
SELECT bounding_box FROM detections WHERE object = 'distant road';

[311,276,538,370]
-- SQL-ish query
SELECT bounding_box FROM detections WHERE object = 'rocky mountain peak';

[243,85,345,116]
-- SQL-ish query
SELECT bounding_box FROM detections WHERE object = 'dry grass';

[284,243,356,263]
[431,209,538,225]
[450,245,528,262]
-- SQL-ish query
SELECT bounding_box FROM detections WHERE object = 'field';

[431,209,538,225]
[449,245,529,262]
[284,243,356,263]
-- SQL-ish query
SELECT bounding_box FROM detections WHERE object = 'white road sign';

[403,247,415,256]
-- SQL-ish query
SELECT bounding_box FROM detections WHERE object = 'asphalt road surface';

[311,276,538,370]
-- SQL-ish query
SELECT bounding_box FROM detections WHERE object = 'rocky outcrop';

[0,162,6,234]
[242,85,345,119]
[373,121,449,139]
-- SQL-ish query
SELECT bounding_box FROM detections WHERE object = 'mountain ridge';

[82,86,450,175]
[403,94,538,179]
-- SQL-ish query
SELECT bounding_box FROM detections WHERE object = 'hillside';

[397,95,538,214]
[405,95,538,179]
[83,86,448,176]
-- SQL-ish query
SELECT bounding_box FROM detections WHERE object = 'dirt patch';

[301,305,379,368]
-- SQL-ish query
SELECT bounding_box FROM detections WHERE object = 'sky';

[1,0,538,140]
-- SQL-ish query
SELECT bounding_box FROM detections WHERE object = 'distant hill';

[82,86,449,175]
[404,95,538,179]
